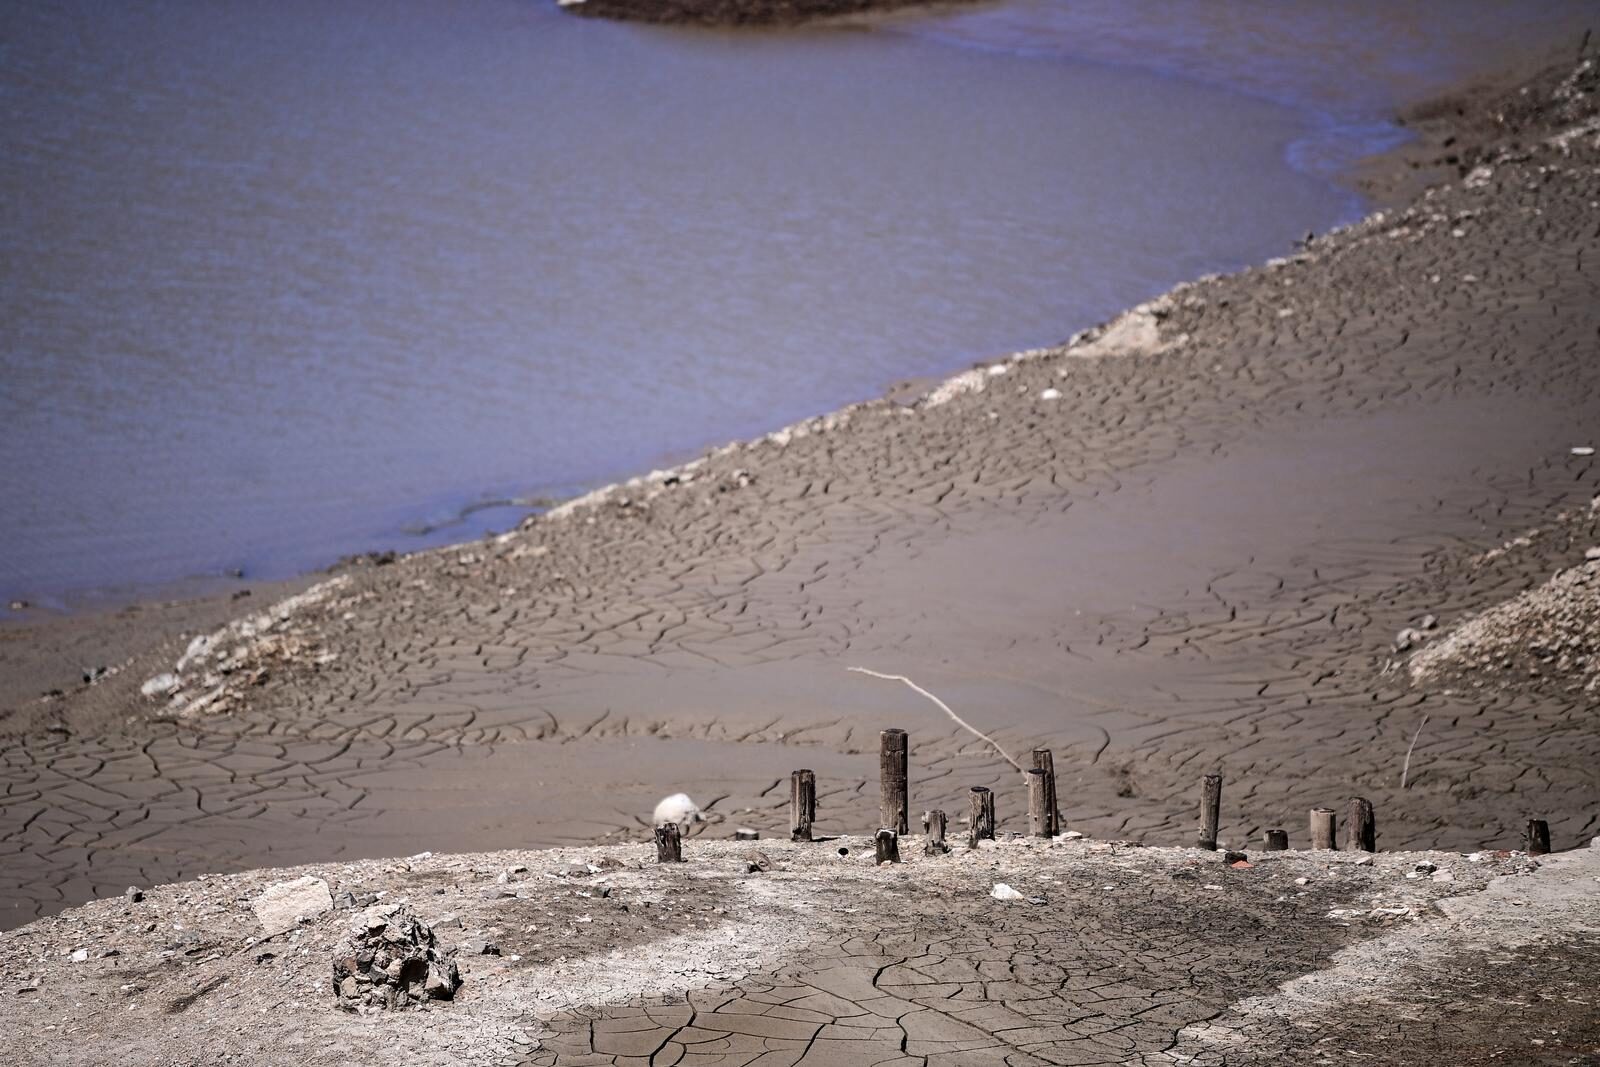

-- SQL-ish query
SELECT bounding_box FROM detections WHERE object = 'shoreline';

[2,50,1598,933]
[0,56,1492,716]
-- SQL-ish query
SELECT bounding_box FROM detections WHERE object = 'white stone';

[990,883,1024,901]
[139,673,182,698]
[252,876,333,936]
[652,793,704,828]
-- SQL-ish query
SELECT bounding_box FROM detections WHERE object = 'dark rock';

[331,904,460,1011]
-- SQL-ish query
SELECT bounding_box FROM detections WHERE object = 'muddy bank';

[2,836,1594,1066]
[3,54,1600,931]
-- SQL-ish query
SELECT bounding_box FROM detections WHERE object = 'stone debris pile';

[330,903,460,1011]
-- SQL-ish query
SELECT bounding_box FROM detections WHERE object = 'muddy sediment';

[3,55,1600,935]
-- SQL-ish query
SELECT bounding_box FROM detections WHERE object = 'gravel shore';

[4,835,1595,1065]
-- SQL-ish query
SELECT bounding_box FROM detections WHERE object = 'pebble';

[1039,388,1061,401]
[1572,446,1595,456]
[990,883,1024,901]
[70,949,88,963]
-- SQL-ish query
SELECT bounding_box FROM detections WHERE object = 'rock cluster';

[1410,556,1600,693]
[330,903,460,1011]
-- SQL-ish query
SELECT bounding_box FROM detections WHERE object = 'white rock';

[70,949,88,963]
[652,793,704,828]
[252,876,333,936]
[1573,446,1596,456]
[990,883,1024,901]
[1432,869,1455,882]
[1039,388,1061,401]
[139,673,182,699]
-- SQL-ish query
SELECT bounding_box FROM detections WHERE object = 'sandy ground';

[3,53,1600,940]
[2,836,1594,1066]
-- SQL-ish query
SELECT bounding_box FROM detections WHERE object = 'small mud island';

[555,0,987,27]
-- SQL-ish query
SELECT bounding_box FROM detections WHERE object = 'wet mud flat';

[5,55,1600,930]
[2,837,1595,1066]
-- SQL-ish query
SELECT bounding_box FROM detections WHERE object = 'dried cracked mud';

[5,57,1600,933]
[5,838,1595,1066]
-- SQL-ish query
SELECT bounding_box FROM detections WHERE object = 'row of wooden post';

[654,731,1556,861]
[1199,772,1551,856]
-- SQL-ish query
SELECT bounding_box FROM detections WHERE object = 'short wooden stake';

[1031,748,1059,836]
[1264,829,1288,851]
[1344,797,1376,852]
[1526,819,1551,856]
[875,828,900,864]
[924,810,948,855]
[968,786,995,848]
[1198,774,1223,850]
[879,729,909,835]
[1027,769,1052,838]
[655,822,683,863]
[1310,807,1337,850]
[790,769,816,842]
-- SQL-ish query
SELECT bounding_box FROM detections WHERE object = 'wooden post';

[1526,819,1551,856]
[1027,769,1052,838]
[880,729,909,835]
[1031,748,1059,836]
[655,822,683,863]
[1344,797,1376,852]
[790,769,816,842]
[874,828,900,864]
[1263,829,1288,851]
[924,810,948,855]
[968,786,995,848]
[1198,774,1223,850]
[1310,807,1337,850]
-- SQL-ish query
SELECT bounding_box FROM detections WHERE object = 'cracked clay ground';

[5,59,1600,930]
[6,838,1595,1066]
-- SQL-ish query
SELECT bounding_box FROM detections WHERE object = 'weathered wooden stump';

[1344,797,1376,852]
[875,828,900,864]
[1027,769,1053,838]
[1031,748,1059,836]
[1526,818,1551,856]
[790,769,816,842]
[968,786,995,848]
[1264,829,1289,851]
[880,729,909,835]
[1310,807,1337,850]
[655,822,683,863]
[1198,774,1223,851]
[924,809,948,855]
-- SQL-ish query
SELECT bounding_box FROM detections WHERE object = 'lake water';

[2,0,1593,611]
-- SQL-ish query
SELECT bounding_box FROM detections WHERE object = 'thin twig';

[848,667,1026,775]
[1400,713,1430,790]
